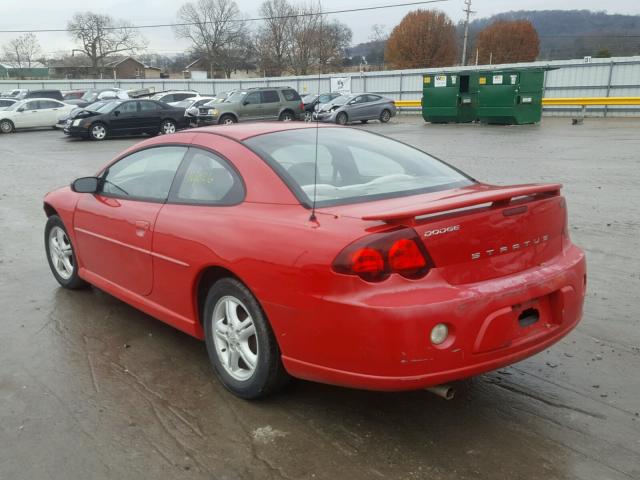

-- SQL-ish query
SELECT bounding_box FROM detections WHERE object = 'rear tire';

[203,278,289,399]
[279,110,294,122]
[360,120,368,124]
[160,119,177,135]
[336,112,348,125]
[380,109,391,123]
[0,119,14,133]
[219,114,237,125]
[89,123,107,141]
[44,215,87,289]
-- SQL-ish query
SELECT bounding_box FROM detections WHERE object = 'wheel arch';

[43,202,58,217]
[218,112,238,123]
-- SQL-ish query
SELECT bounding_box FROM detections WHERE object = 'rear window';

[282,89,301,101]
[244,128,472,207]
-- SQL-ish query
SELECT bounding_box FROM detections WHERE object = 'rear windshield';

[282,89,301,101]
[244,128,473,207]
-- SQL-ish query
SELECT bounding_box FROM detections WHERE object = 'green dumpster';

[421,72,478,123]
[476,68,546,125]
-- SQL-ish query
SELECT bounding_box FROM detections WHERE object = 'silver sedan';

[313,93,396,125]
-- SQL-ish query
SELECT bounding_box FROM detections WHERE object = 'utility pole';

[461,0,475,66]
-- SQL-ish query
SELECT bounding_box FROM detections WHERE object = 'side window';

[367,95,382,102]
[281,89,300,101]
[160,94,174,103]
[40,100,61,109]
[352,96,366,104]
[101,147,187,201]
[271,144,334,186]
[118,102,138,113]
[172,149,244,204]
[140,101,160,112]
[244,92,260,104]
[174,93,195,101]
[261,90,280,103]
[25,101,41,110]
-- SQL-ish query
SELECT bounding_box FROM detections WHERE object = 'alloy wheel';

[162,121,176,134]
[0,120,13,133]
[212,296,258,381]
[48,226,74,280]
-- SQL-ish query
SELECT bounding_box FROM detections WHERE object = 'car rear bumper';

[272,245,586,391]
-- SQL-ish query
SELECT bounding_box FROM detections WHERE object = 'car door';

[15,100,46,128]
[347,95,369,120]
[238,91,262,121]
[73,146,188,296]
[138,100,161,130]
[109,100,139,134]
[260,90,280,119]
[364,95,384,119]
[38,100,65,126]
[151,147,246,318]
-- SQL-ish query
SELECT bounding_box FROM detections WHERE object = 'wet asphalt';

[0,116,639,479]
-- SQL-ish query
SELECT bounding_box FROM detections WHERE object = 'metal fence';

[2,56,640,117]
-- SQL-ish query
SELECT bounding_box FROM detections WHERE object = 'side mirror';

[113,110,121,116]
[17,107,24,112]
[242,100,249,106]
[71,177,99,193]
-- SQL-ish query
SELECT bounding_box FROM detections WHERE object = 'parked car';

[196,87,303,125]
[170,96,216,126]
[63,90,86,101]
[43,123,586,399]
[55,101,109,129]
[301,92,342,121]
[0,99,75,133]
[65,88,129,108]
[63,99,188,140]
[151,90,199,104]
[24,89,65,102]
[0,98,18,110]
[1,88,28,99]
[313,93,396,125]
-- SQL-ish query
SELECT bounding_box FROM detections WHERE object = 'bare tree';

[286,2,321,75]
[175,0,248,79]
[67,12,146,75]
[2,33,42,68]
[255,0,294,76]
[316,19,352,73]
[369,24,388,43]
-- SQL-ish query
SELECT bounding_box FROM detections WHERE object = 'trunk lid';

[323,183,567,285]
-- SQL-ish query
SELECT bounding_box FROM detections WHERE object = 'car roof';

[192,122,335,141]
[23,97,65,102]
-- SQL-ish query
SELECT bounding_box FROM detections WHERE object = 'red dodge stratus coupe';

[43,123,586,399]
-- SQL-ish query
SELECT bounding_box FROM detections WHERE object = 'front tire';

[0,119,14,133]
[44,215,87,289]
[336,112,348,125]
[219,114,237,125]
[203,278,289,399]
[89,123,108,141]
[160,119,176,134]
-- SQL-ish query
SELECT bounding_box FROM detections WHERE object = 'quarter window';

[139,101,160,111]
[281,89,300,101]
[171,149,244,204]
[101,147,187,201]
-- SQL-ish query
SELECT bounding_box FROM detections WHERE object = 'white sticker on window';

[434,75,447,88]
[510,75,517,85]
[493,75,503,85]
[451,76,457,85]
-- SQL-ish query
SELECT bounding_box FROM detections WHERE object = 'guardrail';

[394,97,640,109]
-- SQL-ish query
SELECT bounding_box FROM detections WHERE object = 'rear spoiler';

[362,184,562,223]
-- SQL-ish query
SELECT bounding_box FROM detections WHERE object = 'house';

[144,66,162,79]
[104,57,148,79]
[183,57,261,80]
[0,62,48,79]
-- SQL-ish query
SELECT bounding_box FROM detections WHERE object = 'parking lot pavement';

[1,118,639,479]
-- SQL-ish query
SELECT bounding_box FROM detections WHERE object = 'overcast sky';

[1,0,639,57]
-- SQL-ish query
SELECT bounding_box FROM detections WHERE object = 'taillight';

[332,228,433,282]
[299,101,304,112]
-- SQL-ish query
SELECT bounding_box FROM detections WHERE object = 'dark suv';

[25,89,64,101]
[197,87,303,125]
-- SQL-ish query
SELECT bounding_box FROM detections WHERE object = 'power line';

[460,0,475,66]
[0,0,449,34]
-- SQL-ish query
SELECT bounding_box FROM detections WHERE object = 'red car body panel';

[43,124,586,391]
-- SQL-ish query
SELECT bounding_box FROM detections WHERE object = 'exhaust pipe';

[425,384,455,400]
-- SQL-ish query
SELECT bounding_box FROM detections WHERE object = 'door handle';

[135,220,150,237]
